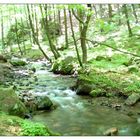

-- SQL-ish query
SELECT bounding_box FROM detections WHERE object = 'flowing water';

[26,62,140,136]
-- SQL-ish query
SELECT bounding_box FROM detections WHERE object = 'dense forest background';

[0,4,140,63]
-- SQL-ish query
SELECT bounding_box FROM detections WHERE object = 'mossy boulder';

[0,63,14,85]
[89,89,105,97]
[51,56,76,75]
[0,87,28,117]
[76,76,94,95]
[128,65,139,73]
[35,96,53,110]
[0,54,7,63]
[10,58,27,66]
[76,84,93,95]
[125,93,140,106]
[75,70,140,101]
[75,71,133,97]
[96,56,111,61]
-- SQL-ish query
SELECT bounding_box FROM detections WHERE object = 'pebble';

[103,127,118,136]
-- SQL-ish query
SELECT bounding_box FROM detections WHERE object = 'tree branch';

[85,38,140,58]
[71,9,84,25]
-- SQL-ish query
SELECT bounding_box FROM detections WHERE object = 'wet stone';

[125,93,140,106]
[103,127,118,136]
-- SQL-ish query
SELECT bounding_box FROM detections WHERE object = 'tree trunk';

[58,10,62,35]
[24,5,33,46]
[99,4,103,19]
[20,8,26,54]
[64,8,68,49]
[30,5,36,44]
[117,4,121,25]
[8,8,13,53]
[77,8,91,63]
[131,4,138,23]
[108,4,113,23]
[40,5,60,59]
[14,6,23,55]
[69,10,83,67]
[0,9,4,50]
[27,4,51,63]
[52,5,57,44]
[123,4,133,37]
[34,6,39,40]
[93,4,97,18]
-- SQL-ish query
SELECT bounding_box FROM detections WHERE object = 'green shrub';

[19,121,50,136]
[5,21,30,45]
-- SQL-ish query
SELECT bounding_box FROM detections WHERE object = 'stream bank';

[1,58,140,136]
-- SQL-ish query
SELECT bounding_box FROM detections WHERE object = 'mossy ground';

[24,49,44,60]
[78,67,140,97]
[0,112,59,136]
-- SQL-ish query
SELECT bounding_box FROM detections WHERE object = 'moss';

[36,96,53,110]
[10,58,27,66]
[0,87,28,117]
[111,54,130,65]
[23,49,44,60]
[0,112,59,136]
[96,56,111,61]
[51,56,77,75]
[89,89,105,97]
[76,70,140,97]
[128,66,139,73]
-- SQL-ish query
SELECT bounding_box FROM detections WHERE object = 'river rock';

[0,87,28,117]
[96,56,111,61]
[125,93,140,106]
[75,75,94,95]
[10,58,27,66]
[136,118,140,124]
[0,54,7,63]
[24,100,37,113]
[51,56,76,75]
[89,89,104,97]
[35,96,53,110]
[0,63,14,85]
[128,65,139,73]
[103,127,118,136]
[76,84,93,95]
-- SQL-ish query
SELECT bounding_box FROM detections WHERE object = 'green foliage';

[0,112,58,136]
[68,4,85,11]
[24,49,44,60]
[40,19,61,41]
[95,19,118,33]
[51,56,77,75]
[5,20,30,45]
[19,121,50,136]
[111,54,130,65]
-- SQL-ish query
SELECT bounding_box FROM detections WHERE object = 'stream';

[17,61,140,136]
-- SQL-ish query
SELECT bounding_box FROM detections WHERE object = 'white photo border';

[0,0,140,3]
